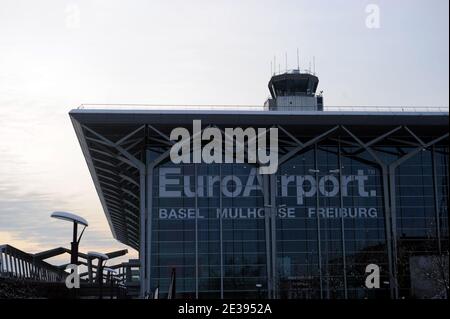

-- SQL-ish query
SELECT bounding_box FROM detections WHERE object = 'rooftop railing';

[271,68,317,76]
[77,104,449,113]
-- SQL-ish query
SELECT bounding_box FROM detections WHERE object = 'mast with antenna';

[313,56,316,75]
[285,51,288,72]
[274,56,276,75]
[296,48,300,71]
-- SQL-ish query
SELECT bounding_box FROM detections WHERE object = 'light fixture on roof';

[51,211,88,265]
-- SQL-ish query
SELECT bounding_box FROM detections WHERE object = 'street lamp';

[88,251,109,299]
[87,251,109,283]
[51,211,88,265]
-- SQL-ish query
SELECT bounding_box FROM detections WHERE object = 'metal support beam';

[341,125,397,298]
[270,173,278,299]
[337,139,348,299]
[263,174,272,298]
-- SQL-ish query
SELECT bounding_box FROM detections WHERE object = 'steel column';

[338,139,348,299]
[219,164,224,298]
[314,144,324,299]
[195,163,199,299]
[270,173,278,298]
[263,174,272,298]
[432,145,442,254]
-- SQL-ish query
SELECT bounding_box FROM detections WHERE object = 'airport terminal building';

[70,71,449,299]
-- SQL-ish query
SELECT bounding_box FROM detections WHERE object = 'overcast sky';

[0,0,448,264]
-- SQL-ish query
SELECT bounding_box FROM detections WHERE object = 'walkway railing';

[77,104,449,113]
[0,245,67,283]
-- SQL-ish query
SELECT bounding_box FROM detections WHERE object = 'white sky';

[0,0,448,264]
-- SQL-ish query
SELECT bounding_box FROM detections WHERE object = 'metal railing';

[77,104,449,113]
[272,106,449,112]
[109,260,140,286]
[0,245,67,283]
[271,68,317,76]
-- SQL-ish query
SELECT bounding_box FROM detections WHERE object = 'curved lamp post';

[87,251,109,282]
[88,251,109,299]
[51,211,88,265]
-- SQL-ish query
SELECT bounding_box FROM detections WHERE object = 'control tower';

[264,69,323,111]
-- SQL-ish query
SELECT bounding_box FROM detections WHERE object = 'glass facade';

[395,146,449,298]
[151,163,267,299]
[67,104,450,302]
[147,142,448,299]
[275,144,388,299]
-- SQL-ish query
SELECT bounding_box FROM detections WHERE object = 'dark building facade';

[71,109,449,299]
[70,67,448,300]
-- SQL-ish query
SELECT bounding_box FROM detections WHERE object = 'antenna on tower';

[296,48,300,71]
[285,51,288,72]
[313,56,316,75]
[274,56,276,75]
[270,60,273,76]
[309,60,311,73]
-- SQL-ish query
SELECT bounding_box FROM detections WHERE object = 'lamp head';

[51,211,88,227]
[87,251,109,261]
